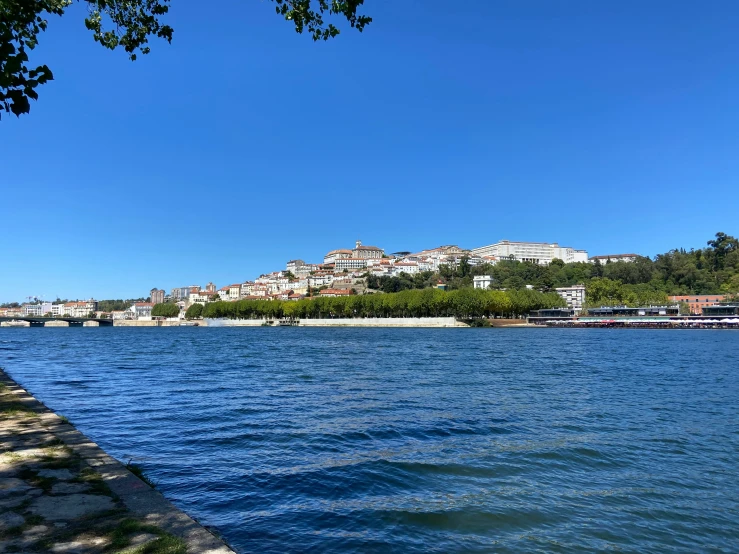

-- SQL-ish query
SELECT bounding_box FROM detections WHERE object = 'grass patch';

[0,406,38,418]
[3,451,24,464]
[42,437,65,448]
[107,518,186,553]
[122,535,187,554]
[76,466,114,496]
[43,456,79,470]
[41,442,74,462]
[59,414,70,424]
[108,518,167,550]
[126,461,157,489]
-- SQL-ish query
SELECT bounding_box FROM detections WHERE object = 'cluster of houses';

[8,239,671,321]
[160,242,490,314]
[0,300,98,319]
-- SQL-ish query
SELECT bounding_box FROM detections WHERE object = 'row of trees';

[97,299,148,312]
[151,303,180,318]
[196,288,565,321]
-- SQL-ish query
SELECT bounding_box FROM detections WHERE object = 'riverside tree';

[1,0,372,119]
[200,288,566,321]
[151,302,180,318]
[184,303,203,319]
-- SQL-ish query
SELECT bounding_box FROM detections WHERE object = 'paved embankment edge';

[207,317,470,327]
[0,369,234,554]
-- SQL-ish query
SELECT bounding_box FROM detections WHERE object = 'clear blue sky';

[2,0,738,302]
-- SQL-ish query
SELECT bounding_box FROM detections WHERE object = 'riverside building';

[556,285,586,312]
[669,295,726,315]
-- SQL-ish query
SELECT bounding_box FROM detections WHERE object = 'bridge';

[0,316,114,327]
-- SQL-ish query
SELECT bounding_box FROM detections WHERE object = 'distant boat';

[179,322,199,327]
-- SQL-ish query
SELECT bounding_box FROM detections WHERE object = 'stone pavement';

[0,369,234,553]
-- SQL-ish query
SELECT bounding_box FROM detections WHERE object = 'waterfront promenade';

[0,369,233,553]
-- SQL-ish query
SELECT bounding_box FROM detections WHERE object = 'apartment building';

[150,288,165,304]
[556,285,586,312]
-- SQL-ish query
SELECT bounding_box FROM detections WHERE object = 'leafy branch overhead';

[0,0,371,119]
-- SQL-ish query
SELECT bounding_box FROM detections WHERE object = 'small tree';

[185,303,203,319]
[152,303,180,318]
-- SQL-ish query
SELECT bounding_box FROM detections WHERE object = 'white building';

[556,285,586,312]
[54,300,98,318]
[392,262,420,275]
[308,274,334,288]
[473,275,494,290]
[335,258,368,271]
[189,291,217,305]
[471,240,588,265]
[22,303,52,316]
[286,260,306,273]
[589,254,639,264]
[125,302,154,319]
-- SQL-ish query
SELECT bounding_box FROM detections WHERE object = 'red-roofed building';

[319,289,353,297]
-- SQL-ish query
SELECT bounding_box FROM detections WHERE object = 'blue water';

[1,327,738,553]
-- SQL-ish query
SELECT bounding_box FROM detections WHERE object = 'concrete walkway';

[0,369,234,553]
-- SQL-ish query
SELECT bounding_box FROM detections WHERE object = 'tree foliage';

[1,0,371,119]
[201,288,566,321]
[184,303,203,319]
[151,302,179,317]
[96,298,147,312]
[367,232,739,307]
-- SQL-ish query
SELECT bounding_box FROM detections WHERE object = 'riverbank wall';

[113,320,208,327]
[206,317,469,328]
[0,369,232,553]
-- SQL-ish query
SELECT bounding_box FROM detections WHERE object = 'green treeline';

[151,303,180,318]
[97,299,148,312]
[200,288,566,320]
[366,232,739,307]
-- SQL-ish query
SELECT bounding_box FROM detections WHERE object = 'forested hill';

[367,232,739,306]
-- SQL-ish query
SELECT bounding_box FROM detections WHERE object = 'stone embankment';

[112,320,207,327]
[206,317,469,328]
[0,369,232,553]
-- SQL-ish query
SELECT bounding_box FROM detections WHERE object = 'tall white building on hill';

[471,240,588,265]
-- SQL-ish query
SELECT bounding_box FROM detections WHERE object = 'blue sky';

[2,0,738,302]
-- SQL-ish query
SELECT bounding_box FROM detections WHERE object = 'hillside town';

[2,238,737,322]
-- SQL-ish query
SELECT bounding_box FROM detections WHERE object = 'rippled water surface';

[1,327,738,553]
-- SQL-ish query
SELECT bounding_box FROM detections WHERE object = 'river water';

[1,328,737,553]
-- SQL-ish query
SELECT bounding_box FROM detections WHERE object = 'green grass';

[122,535,187,554]
[0,406,38,418]
[108,518,186,553]
[126,462,157,488]
[75,467,114,496]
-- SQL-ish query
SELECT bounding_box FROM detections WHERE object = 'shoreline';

[0,368,234,553]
